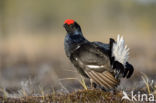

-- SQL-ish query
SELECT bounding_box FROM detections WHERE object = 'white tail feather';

[112,35,129,65]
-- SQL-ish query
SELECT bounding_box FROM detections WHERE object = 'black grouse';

[63,19,134,91]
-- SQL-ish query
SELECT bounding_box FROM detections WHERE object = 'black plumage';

[63,19,134,90]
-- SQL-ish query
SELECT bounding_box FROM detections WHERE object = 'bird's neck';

[66,28,87,43]
[64,33,87,57]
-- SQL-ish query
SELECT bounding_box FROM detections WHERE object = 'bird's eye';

[70,24,74,28]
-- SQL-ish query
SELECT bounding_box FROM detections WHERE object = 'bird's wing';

[71,42,111,72]
[93,41,125,79]
[70,42,119,90]
[93,41,113,64]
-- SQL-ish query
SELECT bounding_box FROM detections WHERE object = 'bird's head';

[63,19,82,35]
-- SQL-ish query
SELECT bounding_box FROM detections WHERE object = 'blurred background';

[0,0,156,96]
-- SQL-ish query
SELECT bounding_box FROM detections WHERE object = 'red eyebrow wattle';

[64,19,75,25]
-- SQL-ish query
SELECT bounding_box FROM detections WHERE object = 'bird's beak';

[63,24,67,28]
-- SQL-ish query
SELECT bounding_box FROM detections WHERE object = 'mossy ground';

[0,89,132,103]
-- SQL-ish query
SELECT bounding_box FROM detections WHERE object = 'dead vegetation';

[0,89,124,103]
[0,88,155,103]
[0,71,155,103]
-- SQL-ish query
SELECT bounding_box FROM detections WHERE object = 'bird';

[63,19,134,91]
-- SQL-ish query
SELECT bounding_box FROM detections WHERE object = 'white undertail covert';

[112,35,129,66]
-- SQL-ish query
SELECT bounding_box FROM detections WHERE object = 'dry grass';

[0,87,155,103]
[0,73,155,103]
[0,89,132,103]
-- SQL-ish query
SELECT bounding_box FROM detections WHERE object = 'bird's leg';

[93,82,97,88]
[90,79,97,89]
[90,79,93,88]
